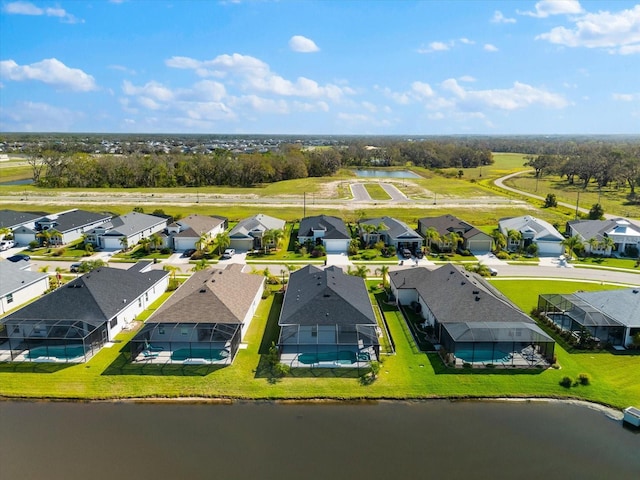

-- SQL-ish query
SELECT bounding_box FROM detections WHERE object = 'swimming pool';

[170,348,230,362]
[298,351,358,365]
[455,348,511,364]
[26,345,86,361]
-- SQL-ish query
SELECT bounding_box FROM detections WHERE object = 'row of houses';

[1,256,638,367]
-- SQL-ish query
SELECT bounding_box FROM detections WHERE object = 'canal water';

[354,169,420,178]
[1,400,637,480]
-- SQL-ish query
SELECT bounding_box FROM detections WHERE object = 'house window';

[145,292,149,301]
[138,298,142,307]
[181,327,188,336]
[6,293,13,304]
[311,326,317,337]
[110,317,118,328]
[158,327,165,335]
[13,325,20,334]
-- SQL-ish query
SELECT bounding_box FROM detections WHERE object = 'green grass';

[1,278,637,409]
[572,256,640,270]
[363,183,391,200]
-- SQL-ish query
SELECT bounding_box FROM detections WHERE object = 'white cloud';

[0,58,97,91]
[519,0,583,18]
[166,53,351,101]
[441,79,569,111]
[491,10,516,24]
[459,38,475,45]
[0,101,83,131]
[484,44,499,52]
[411,81,434,98]
[289,35,320,53]
[613,93,640,102]
[418,41,452,53]
[458,75,476,82]
[2,1,81,23]
[537,5,640,55]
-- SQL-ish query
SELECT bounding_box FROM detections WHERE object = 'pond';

[1,400,638,480]
[354,169,420,178]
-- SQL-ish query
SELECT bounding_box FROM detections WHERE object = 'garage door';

[537,241,563,255]
[467,239,492,252]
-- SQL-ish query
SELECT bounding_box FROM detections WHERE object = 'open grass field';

[1,279,637,409]
[363,183,391,200]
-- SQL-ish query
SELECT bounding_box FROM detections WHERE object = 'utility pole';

[575,191,580,219]
[303,192,306,218]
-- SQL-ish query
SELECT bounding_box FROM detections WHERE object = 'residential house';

[0,262,169,362]
[297,215,351,254]
[87,211,167,250]
[566,217,640,257]
[0,209,43,244]
[165,214,227,252]
[418,214,493,252]
[389,264,555,366]
[538,288,640,348]
[229,214,286,251]
[0,261,50,314]
[130,264,264,364]
[278,265,380,367]
[359,216,423,253]
[498,215,564,256]
[13,209,112,247]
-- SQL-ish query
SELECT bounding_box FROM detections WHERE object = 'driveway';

[326,253,352,267]
[538,256,574,268]
[474,252,508,266]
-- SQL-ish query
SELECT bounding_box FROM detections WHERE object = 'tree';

[599,236,615,256]
[465,263,491,277]
[78,259,105,273]
[37,229,51,247]
[139,237,151,253]
[119,237,129,251]
[424,227,441,250]
[544,193,558,208]
[492,229,506,252]
[149,233,163,252]
[443,231,462,252]
[375,265,390,289]
[588,203,604,220]
[197,232,209,253]
[215,231,231,255]
[348,265,368,279]
[524,154,559,178]
[587,237,600,255]
[506,229,523,252]
[0,227,11,241]
[562,235,582,260]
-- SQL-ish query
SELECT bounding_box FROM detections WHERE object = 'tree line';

[27,141,493,188]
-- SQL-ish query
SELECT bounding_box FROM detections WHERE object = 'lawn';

[1,278,637,409]
[363,183,391,200]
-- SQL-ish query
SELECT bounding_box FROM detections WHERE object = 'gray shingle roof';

[574,288,640,327]
[178,215,226,235]
[1,265,168,326]
[0,261,49,297]
[361,216,422,241]
[147,264,264,325]
[229,214,286,238]
[39,209,111,234]
[568,218,640,242]
[499,215,563,242]
[279,265,376,326]
[101,211,166,236]
[298,215,350,240]
[390,263,533,325]
[0,209,42,229]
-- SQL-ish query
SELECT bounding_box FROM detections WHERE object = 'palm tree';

[347,265,368,279]
[492,229,506,252]
[149,233,163,252]
[37,229,51,247]
[197,232,209,253]
[192,259,208,272]
[139,237,151,253]
[599,236,615,256]
[270,228,284,251]
[215,231,231,255]
[561,235,582,260]
[375,265,390,289]
[424,227,441,250]
[119,236,129,251]
[0,227,11,241]
[587,237,599,255]
[359,223,378,247]
[443,231,462,253]
[506,229,523,252]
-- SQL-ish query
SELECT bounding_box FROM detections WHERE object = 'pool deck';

[133,349,233,366]
[455,349,549,368]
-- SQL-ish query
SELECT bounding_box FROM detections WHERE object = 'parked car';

[415,249,424,259]
[70,262,82,273]
[0,239,15,251]
[488,267,498,276]
[401,248,412,259]
[182,248,196,258]
[6,253,30,262]
[221,248,235,259]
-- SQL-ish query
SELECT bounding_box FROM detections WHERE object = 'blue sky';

[1,0,639,135]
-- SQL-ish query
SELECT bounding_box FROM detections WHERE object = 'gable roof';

[418,214,491,240]
[568,218,640,241]
[0,261,49,297]
[573,288,640,327]
[298,215,350,240]
[100,211,166,237]
[177,215,225,235]
[499,215,563,242]
[38,209,111,233]
[147,264,264,325]
[229,214,286,239]
[390,263,533,325]
[361,216,422,240]
[279,265,376,326]
[2,265,169,326]
[0,209,43,229]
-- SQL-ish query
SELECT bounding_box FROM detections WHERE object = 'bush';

[577,373,590,386]
[544,193,558,208]
[559,376,573,388]
[160,247,171,254]
[495,251,511,260]
[52,247,66,257]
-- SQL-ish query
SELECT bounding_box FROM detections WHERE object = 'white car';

[0,240,15,251]
[221,248,235,259]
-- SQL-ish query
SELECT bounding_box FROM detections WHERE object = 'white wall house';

[87,212,167,250]
[0,262,50,314]
[499,215,564,256]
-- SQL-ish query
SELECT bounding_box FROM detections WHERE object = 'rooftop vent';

[199,288,207,293]
[472,290,479,294]
[475,296,480,301]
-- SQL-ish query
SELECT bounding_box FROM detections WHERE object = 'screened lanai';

[538,294,625,346]
[439,321,555,367]
[0,317,107,363]
[130,321,241,364]
[278,323,380,367]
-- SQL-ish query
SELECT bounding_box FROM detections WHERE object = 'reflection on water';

[1,400,638,480]
[354,169,420,178]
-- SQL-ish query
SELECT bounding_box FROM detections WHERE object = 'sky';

[1,0,639,135]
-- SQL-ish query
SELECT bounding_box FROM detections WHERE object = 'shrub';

[495,251,511,260]
[577,373,590,385]
[559,376,573,388]
[52,248,66,257]
[29,240,39,250]
[160,247,171,254]
[544,193,558,208]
